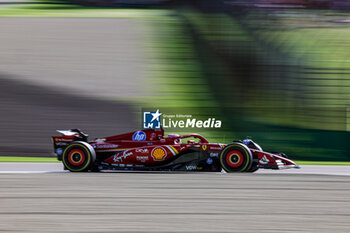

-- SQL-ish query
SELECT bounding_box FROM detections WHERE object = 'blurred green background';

[0,0,349,161]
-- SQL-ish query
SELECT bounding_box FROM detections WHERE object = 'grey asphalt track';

[1,163,350,176]
[0,166,349,233]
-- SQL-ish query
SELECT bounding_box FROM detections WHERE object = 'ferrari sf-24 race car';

[52,128,299,172]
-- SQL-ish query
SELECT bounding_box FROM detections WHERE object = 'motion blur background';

[0,0,350,161]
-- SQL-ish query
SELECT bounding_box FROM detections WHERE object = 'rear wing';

[52,129,89,160]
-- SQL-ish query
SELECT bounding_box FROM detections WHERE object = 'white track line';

[0,164,349,175]
[0,171,68,174]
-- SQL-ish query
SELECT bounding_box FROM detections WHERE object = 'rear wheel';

[219,143,253,172]
[62,142,96,172]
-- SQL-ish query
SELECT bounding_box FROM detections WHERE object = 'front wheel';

[62,141,96,172]
[219,143,253,172]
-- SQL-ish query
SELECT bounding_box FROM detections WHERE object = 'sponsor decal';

[202,145,207,151]
[124,152,133,157]
[113,151,133,162]
[206,158,213,165]
[209,152,219,157]
[209,146,222,150]
[259,155,270,164]
[143,109,162,129]
[113,154,119,162]
[186,165,197,171]
[135,148,149,154]
[136,156,149,163]
[56,148,63,155]
[151,147,167,161]
[132,131,146,141]
[93,144,118,149]
[111,164,144,168]
[55,138,73,142]
[55,142,68,146]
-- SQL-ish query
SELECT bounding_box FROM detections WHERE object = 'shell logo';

[151,147,167,161]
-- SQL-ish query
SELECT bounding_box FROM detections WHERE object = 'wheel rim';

[68,149,85,166]
[226,150,244,168]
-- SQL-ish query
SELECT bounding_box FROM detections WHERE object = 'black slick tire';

[219,143,253,173]
[62,141,96,172]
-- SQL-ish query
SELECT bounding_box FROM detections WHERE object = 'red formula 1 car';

[52,128,299,172]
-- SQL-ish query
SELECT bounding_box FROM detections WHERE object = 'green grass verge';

[295,161,350,166]
[0,156,59,163]
[0,3,168,18]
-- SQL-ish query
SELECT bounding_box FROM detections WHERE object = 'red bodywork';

[90,129,296,169]
[53,128,298,171]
